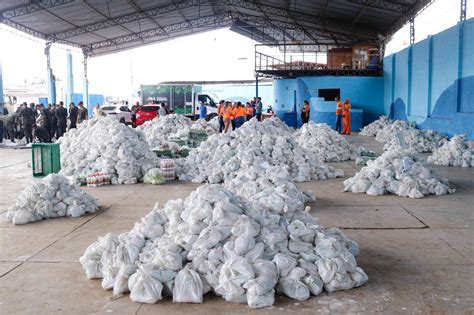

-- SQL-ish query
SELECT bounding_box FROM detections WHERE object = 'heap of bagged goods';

[223,165,316,210]
[359,115,393,136]
[137,114,193,149]
[58,117,159,185]
[343,148,455,198]
[294,122,357,162]
[382,128,447,153]
[428,135,474,167]
[192,117,220,135]
[152,141,190,159]
[6,174,98,225]
[179,118,344,184]
[80,184,367,308]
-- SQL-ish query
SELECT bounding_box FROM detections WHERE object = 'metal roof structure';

[0,0,433,57]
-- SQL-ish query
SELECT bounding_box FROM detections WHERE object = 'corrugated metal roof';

[0,0,432,57]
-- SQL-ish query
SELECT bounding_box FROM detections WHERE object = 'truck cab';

[194,93,218,121]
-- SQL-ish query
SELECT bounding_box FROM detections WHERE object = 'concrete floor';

[0,134,473,314]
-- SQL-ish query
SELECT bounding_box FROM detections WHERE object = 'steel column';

[0,55,4,113]
[460,0,467,21]
[45,42,56,104]
[409,17,415,45]
[66,51,74,106]
[82,49,89,110]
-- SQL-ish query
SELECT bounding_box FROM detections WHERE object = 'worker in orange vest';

[342,98,351,135]
[223,101,233,133]
[335,96,344,133]
[217,100,225,133]
[235,102,247,128]
[230,102,238,131]
[245,102,254,121]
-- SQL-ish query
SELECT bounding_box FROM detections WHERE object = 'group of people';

[217,97,264,133]
[0,101,88,144]
[300,96,352,135]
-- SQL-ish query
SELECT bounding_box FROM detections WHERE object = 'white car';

[101,104,133,125]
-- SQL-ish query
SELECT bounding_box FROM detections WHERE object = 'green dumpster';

[32,143,61,177]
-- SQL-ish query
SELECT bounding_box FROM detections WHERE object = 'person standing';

[255,97,263,121]
[230,102,237,131]
[158,103,167,118]
[234,102,246,128]
[68,102,78,130]
[301,100,310,124]
[5,112,17,142]
[48,104,57,139]
[56,102,68,137]
[199,101,207,120]
[245,102,254,121]
[223,101,233,133]
[342,98,351,135]
[19,103,34,143]
[77,101,88,125]
[217,100,225,133]
[131,102,139,125]
[335,96,344,133]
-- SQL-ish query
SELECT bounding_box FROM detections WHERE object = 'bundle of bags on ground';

[6,174,98,224]
[343,147,455,198]
[192,117,220,135]
[294,122,357,162]
[58,117,158,184]
[80,183,367,308]
[137,114,193,149]
[428,135,474,167]
[179,118,344,183]
[360,116,446,153]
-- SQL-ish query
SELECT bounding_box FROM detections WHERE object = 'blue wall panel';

[384,18,474,139]
[274,76,384,129]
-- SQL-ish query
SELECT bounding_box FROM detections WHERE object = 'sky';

[0,0,472,100]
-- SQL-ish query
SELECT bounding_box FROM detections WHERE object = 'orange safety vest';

[336,102,343,115]
[245,107,254,116]
[223,106,233,119]
[344,103,351,115]
[218,104,224,116]
[235,107,246,118]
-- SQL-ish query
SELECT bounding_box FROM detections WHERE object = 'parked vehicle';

[140,83,218,120]
[135,104,160,126]
[101,104,133,125]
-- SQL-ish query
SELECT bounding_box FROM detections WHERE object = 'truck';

[140,83,218,120]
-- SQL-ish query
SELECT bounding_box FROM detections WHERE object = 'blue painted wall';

[274,76,384,128]
[384,18,474,139]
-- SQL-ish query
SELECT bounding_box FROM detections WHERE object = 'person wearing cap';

[335,96,344,133]
[217,100,225,133]
[234,102,247,128]
[342,98,351,135]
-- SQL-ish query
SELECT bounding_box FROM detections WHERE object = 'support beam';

[48,0,210,41]
[348,0,409,14]
[0,55,3,113]
[409,17,415,45]
[66,51,74,106]
[1,0,76,19]
[385,0,433,37]
[460,0,467,21]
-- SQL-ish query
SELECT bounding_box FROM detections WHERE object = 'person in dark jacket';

[33,124,51,143]
[19,103,35,143]
[56,101,68,137]
[48,104,57,139]
[5,112,17,142]
[68,102,78,130]
[77,101,88,125]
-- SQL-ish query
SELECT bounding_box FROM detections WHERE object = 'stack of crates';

[32,143,61,177]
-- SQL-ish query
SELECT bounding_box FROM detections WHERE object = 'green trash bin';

[32,143,61,177]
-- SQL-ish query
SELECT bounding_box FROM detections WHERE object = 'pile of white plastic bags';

[58,117,159,184]
[428,135,473,167]
[6,174,98,224]
[179,118,344,183]
[80,183,367,308]
[295,122,357,162]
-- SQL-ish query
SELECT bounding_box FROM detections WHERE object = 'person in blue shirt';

[199,101,207,119]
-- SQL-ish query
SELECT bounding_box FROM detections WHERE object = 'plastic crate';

[32,143,61,177]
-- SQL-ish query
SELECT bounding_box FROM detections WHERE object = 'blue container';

[283,112,297,128]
